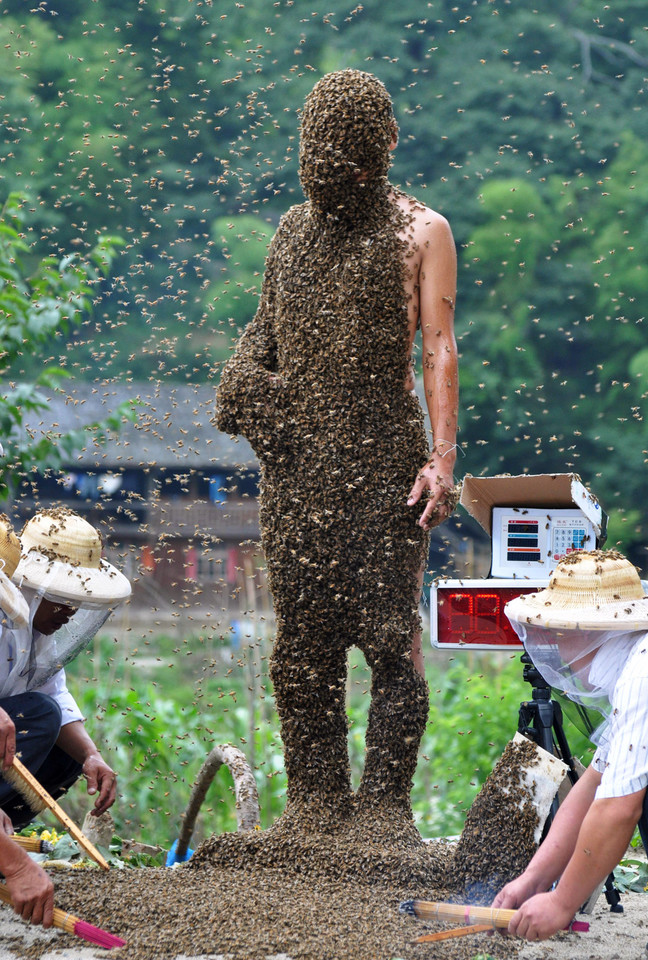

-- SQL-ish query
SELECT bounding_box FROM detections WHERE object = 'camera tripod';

[517,651,623,913]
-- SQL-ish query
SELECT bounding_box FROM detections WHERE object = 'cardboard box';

[460,473,605,539]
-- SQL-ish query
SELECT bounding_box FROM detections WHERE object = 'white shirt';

[0,621,83,725]
[29,664,84,725]
[592,632,648,799]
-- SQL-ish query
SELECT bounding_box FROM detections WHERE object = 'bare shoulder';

[392,191,453,251]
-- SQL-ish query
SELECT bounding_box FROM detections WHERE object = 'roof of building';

[19,380,257,470]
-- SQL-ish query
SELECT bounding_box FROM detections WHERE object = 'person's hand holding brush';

[0,832,54,928]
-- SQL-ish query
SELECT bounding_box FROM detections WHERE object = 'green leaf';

[614,859,648,893]
[51,834,81,862]
[0,192,125,501]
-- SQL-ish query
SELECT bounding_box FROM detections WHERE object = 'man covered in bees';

[215,69,458,831]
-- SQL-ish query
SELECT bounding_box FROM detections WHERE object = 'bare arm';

[496,765,645,941]
[56,721,117,816]
[0,706,16,769]
[407,214,459,530]
[510,790,643,940]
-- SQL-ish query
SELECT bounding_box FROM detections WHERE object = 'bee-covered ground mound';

[28,825,521,960]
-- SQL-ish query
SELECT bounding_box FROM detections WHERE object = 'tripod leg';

[550,703,578,785]
[519,697,563,820]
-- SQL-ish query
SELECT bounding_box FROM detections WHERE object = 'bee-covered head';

[298,69,397,219]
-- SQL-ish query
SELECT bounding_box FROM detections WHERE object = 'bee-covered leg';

[355,608,429,818]
[269,615,353,823]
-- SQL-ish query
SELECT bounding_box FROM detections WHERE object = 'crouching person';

[0,509,130,829]
[494,549,648,940]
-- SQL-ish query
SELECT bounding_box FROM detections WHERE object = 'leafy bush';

[0,192,134,499]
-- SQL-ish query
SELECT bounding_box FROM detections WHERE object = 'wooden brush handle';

[10,758,109,871]
[0,882,79,934]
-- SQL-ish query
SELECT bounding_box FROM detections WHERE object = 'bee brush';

[0,883,126,949]
[400,899,590,933]
[0,757,109,870]
[11,834,54,854]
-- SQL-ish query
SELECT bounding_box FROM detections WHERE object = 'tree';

[0,193,134,499]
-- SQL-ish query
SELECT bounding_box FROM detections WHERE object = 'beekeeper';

[492,549,648,941]
[0,509,130,829]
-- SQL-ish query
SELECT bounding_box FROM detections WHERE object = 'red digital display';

[434,584,540,649]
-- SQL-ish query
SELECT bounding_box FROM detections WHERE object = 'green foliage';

[16,822,164,869]
[605,507,645,559]
[68,674,281,843]
[50,833,81,862]
[0,193,135,498]
[204,214,272,366]
[457,132,648,562]
[614,858,648,893]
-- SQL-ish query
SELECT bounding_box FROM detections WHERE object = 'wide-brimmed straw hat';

[13,508,131,607]
[0,514,29,626]
[505,549,648,631]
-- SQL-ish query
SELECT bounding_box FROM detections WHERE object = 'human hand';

[507,891,574,942]
[492,871,546,911]
[3,853,54,927]
[0,707,16,769]
[407,456,458,531]
[83,754,118,815]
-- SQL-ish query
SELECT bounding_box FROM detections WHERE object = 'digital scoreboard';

[430,579,545,650]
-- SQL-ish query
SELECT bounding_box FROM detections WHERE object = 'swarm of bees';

[452,736,541,903]
[11,63,525,960]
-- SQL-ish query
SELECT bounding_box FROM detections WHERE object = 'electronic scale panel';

[491,507,598,578]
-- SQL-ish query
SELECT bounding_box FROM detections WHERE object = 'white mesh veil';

[504,551,648,744]
[0,585,118,695]
[507,616,648,745]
